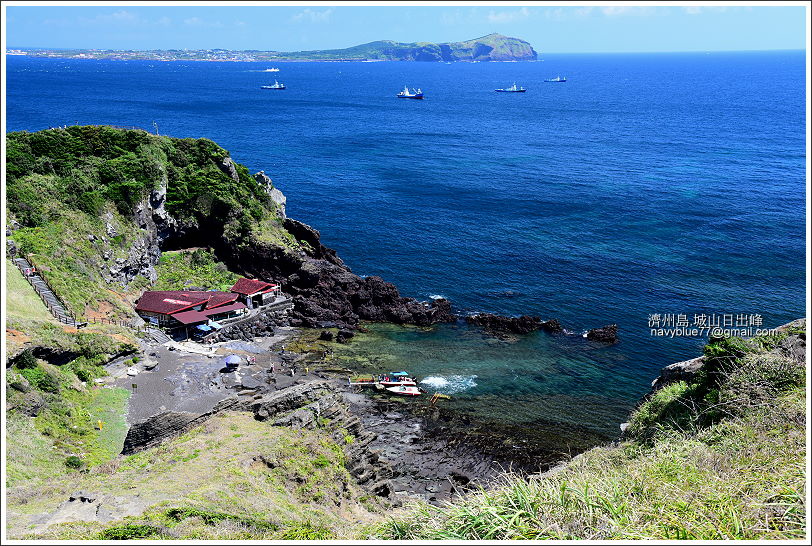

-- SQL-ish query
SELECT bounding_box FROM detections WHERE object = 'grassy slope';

[5,258,55,322]
[8,412,379,540]
[376,325,807,540]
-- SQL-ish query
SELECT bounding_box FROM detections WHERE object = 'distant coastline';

[5,33,538,62]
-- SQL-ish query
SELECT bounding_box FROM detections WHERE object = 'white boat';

[261,80,286,90]
[263,68,280,72]
[495,82,526,93]
[544,75,567,83]
[386,385,422,396]
[397,86,424,99]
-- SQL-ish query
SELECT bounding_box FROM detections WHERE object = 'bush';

[64,455,84,469]
[15,348,38,369]
[19,366,60,393]
[274,521,335,540]
[98,524,163,540]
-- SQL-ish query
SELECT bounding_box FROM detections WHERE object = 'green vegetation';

[6,336,134,488]
[98,524,165,540]
[5,258,55,322]
[6,126,290,320]
[9,412,379,540]
[377,325,806,540]
[154,248,239,292]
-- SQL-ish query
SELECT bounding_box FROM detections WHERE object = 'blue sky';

[4,4,807,53]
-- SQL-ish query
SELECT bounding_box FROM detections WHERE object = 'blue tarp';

[196,324,213,332]
[209,321,223,330]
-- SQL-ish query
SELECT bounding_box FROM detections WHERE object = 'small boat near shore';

[544,75,567,83]
[386,385,423,396]
[495,82,526,93]
[261,80,286,90]
[397,86,423,99]
[348,371,422,394]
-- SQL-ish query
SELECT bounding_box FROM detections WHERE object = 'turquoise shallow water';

[334,322,655,443]
[6,50,806,442]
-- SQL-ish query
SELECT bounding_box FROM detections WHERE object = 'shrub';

[15,348,38,370]
[98,524,163,540]
[19,366,60,393]
[274,521,335,540]
[64,455,84,469]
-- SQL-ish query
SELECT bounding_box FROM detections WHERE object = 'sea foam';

[420,375,478,394]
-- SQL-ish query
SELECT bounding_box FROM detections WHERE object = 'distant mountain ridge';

[275,33,538,62]
[9,33,538,62]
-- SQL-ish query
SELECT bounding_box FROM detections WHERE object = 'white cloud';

[290,8,333,23]
[487,7,530,24]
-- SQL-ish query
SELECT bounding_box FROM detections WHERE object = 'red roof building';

[135,277,278,330]
[230,278,280,309]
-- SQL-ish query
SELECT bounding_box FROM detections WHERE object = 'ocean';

[5,51,806,442]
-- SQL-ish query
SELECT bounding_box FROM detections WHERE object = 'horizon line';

[6,46,807,55]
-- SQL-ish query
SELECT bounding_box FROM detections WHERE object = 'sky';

[2,2,808,54]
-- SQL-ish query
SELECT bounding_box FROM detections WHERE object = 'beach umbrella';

[224,355,242,366]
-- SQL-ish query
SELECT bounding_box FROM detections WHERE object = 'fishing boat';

[544,75,567,83]
[261,80,286,90]
[386,385,423,396]
[495,82,526,93]
[397,86,423,99]
[263,68,280,72]
[378,371,418,387]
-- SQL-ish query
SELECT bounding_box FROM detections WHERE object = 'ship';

[261,80,286,90]
[544,75,567,83]
[263,68,280,72]
[495,82,526,93]
[397,86,424,99]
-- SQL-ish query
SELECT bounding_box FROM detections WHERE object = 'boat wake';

[420,375,478,394]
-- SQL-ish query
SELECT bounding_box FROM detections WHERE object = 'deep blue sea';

[6,52,806,442]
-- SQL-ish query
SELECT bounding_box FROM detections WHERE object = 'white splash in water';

[428,294,447,300]
[420,375,478,394]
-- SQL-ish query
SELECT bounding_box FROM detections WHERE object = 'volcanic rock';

[586,324,619,344]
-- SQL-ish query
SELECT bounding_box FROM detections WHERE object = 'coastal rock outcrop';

[254,171,286,219]
[466,313,562,336]
[250,381,396,501]
[224,222,458,330]
[122,397,244,455]
[586,324,619,344]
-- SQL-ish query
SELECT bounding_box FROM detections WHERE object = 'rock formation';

[465,313,562,336]
[586,324,619,343]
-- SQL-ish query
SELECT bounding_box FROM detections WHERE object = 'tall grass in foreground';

[377,327,807,540]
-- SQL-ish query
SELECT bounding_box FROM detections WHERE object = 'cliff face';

[5,126,455,328]
[276,33,538,62]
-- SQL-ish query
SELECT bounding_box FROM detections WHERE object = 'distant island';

[6,33,538,62]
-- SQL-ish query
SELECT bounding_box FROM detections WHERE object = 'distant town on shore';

[6,33,538,62]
